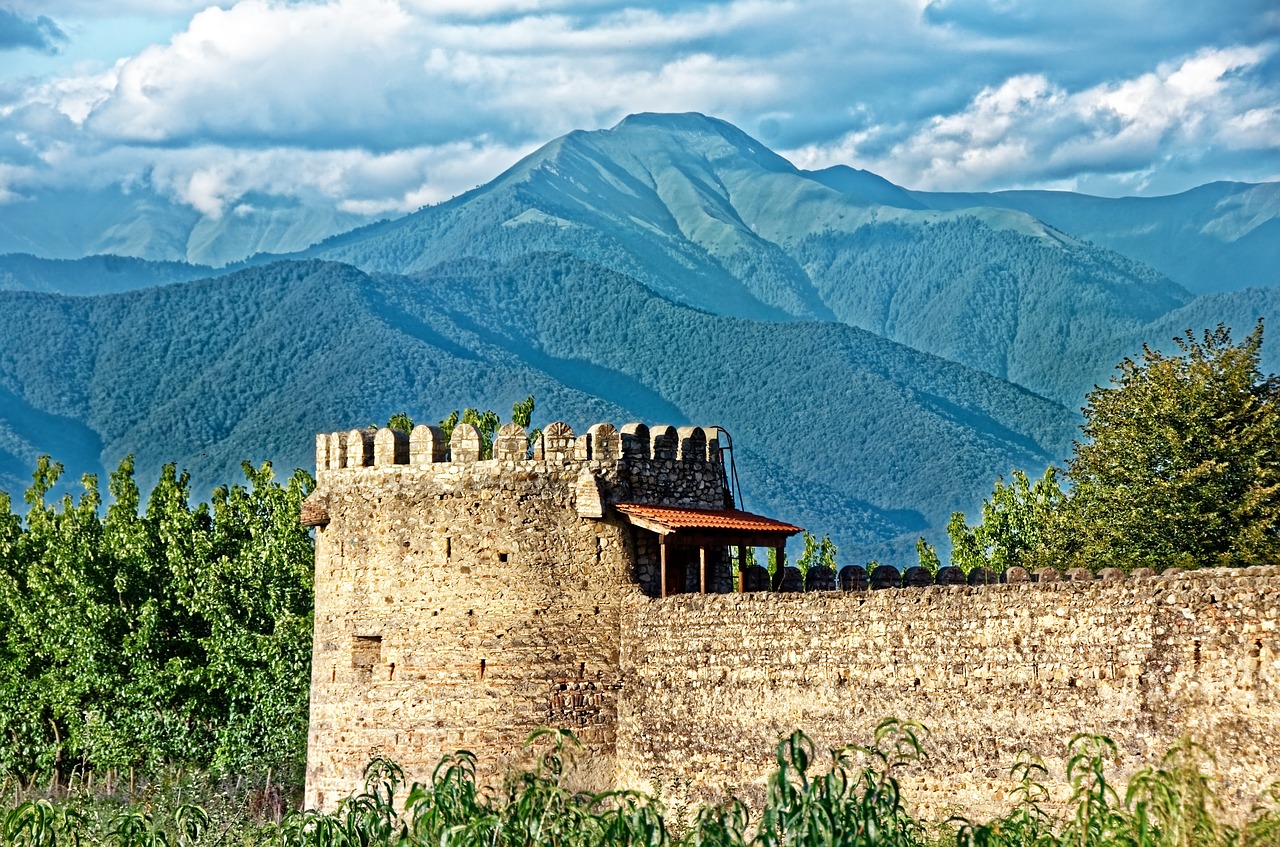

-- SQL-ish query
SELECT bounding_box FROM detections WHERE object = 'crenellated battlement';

[313,421,723,474]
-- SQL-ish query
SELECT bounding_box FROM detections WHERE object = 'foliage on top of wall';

[434,396,536,460]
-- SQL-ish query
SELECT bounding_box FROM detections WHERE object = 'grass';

[2,720,1278,847]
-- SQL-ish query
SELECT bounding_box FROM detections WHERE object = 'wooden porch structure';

[613,503,803,597]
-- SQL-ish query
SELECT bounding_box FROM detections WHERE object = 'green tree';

[947,467,1068,574]
[1067,321,1280,570]
[794,531,836,576]
[914,537,941,576]
[0,455,314,783]
[438,408,499,457]
[439,398,537,460]
[438,410,459,442]
[462,409,501,459]
[510,395,535,428]
[386,412,414,433]
[766,546,785,576]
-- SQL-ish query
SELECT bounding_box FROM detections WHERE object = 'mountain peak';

[611,111,736,133]
[603,112,796,174]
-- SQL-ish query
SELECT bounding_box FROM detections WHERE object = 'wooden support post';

[737,544,747,593]
[773,545,784,591]
[659,535,668,599]
[699,545,708,594]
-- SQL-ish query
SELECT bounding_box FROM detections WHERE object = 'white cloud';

[423,1,791,52]
[155,143,495,217]
[84,0,420,143]
[20,66,115,123]
[787,45,1279,192]
[0,0,1276,220]
[151,140,535,217]
[4,1,235,17]
[12,0,785,150]
[1222,107,1280,150]
[423,47,778,138]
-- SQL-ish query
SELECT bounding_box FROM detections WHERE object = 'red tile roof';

[613,503,802,535]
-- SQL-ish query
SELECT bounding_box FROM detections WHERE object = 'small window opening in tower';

[498,552,509,563]
[479,659,486,680]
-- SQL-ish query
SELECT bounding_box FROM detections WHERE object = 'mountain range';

[2,113,1278,564]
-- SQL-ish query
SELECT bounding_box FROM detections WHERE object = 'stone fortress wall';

[617,567,1280,823]
[303,419,1280,822]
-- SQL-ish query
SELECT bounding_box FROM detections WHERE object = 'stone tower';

[300,419,800,809]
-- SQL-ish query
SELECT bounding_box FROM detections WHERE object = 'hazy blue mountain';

[911,182,1280,295]
[1140,287,1280,377]
[0,253,221,295]
[3,113,1274,305]
[0,185,374,267]
[790,218,1192,405]
[4,112,1279,565]
[306,113,836,321]
[310,112,1133,326]
[7,111,1216,408]
[803,165,927,209]
[0,257,1075,564]
[301,113,1197,405]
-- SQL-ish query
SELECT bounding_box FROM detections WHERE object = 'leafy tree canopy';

[438,396,537,460]
[386,412,414,433]
[0,455,314,783]
[794,531,837,576]
[946,467,1068,574]
[1068,321,1280,570]
[949,322,1280,573]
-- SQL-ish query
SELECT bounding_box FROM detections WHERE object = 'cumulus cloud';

[83,0,423,145]
[0,0,1277,222]
[4,1,233,17]
[47,0,787,149]
[787,45,1280,193]
[0,138,537,219]
[0,9,68,53]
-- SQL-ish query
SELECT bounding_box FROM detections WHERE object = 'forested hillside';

[912,181,1280,295]
[0,253,220,295]
[1,114,1278,560]
[0,257,1077,561]
[790,217,1191,404]
[297,113,1230,403]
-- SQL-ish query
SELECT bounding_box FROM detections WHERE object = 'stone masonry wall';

[616,568,1280,824]
[305,417,1280,823]
[304,420,728,810]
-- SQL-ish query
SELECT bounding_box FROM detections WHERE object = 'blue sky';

[0,0,1277,220]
